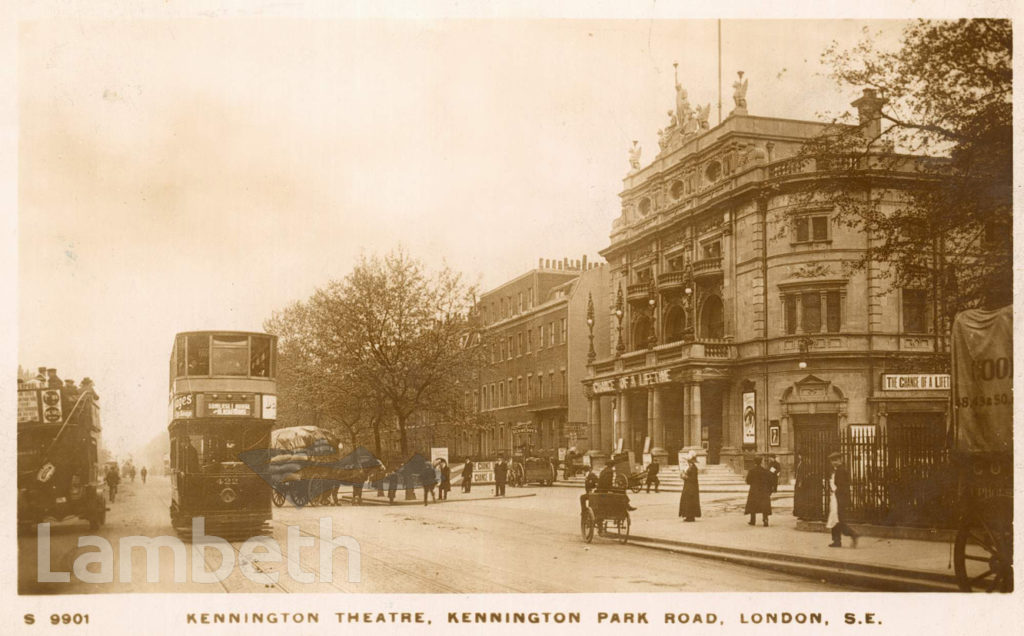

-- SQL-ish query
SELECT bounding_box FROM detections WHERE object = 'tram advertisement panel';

[951,306,1012,452]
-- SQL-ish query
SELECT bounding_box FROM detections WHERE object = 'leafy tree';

[266,250,490,458]
[798,19,1011,324]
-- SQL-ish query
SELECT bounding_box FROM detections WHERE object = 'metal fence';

[797,426,956,528]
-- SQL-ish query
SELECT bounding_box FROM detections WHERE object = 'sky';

[15,17,914,457]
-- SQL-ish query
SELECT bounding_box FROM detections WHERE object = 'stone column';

[587,397,608,467]
[600,396,614,454]
[618,391,632,452]
[688,383,703,447]
[651,385,667,465]
[646,388,655,449]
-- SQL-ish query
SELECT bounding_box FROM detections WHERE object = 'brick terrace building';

[452,258,609,460]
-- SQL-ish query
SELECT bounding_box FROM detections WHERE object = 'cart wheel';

[631,482,641,494]
[272,489,286,507]
[618,512,631,544]
[291,485,309,507]
[954,496,1013,593]
[581,508,595,543]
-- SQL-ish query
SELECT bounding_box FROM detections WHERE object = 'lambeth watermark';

[36,517,360,585]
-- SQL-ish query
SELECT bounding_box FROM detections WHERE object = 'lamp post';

[647,290,658,349]
[615,285,625,356]
[797,336,815,369]
[586,293,596,364]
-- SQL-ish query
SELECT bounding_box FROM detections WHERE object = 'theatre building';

[583,85,949,478]
[457,257,609,459]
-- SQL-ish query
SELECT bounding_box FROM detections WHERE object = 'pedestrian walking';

[494,456,508,496]
[462,458,474,493]
[422,464,437,506]
[351,469,365,505]
[826,451,859,548]
[767,454,782,493]
[644,459,661,493]
[106,465,120,503]
[678,451,701,522]
[437,459,451,501]
[744,456,773,526]
[386,466,398,505]
[140,466,147,484]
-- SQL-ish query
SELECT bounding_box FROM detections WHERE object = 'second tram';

[167,331,277,537]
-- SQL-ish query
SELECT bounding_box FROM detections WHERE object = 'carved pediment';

[782,375,846,403]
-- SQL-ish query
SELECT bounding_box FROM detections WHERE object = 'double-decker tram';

[167,331,277,537]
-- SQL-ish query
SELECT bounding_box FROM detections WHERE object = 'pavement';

[573,480,960,592]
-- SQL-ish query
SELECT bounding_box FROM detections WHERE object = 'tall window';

[561,370,567,396]
[507,336,514,359]
[903,289,929,333]
[782,289,843,334]
[526,374,533,400]
[527,331,533,352]
[507,379,513,404]
[794,213,830,243]
[518,333,524,356]
[802,293,821,333]
[560,318,568,343]
[186,334,210,375]
[549,321,555,346]
[517,377,523,403]
[784,296,798,335]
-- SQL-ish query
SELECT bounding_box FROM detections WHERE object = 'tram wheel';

[271,489,286,507]
[581,509,595,543]
[954,496,1013,593]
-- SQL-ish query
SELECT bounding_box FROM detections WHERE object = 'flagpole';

[717,19,722,125]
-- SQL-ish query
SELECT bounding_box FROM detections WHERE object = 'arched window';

[632,316,652,350]
[699,295,725,339]
[664,305,687,343]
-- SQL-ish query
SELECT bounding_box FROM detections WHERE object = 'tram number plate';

[217,477,240,486]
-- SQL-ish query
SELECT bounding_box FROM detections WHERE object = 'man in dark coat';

[678,451,701,521]
[386,465,399,504]
[744,456,773,526]
[461,458,474,493]
[494,457,508,496]
[767,454,782,493]
[644,459,660,494]
[437,460,451,501]
[421,464,437,506]
[827,451,859,547]
[597,462,615,491]
[580,465,599,514]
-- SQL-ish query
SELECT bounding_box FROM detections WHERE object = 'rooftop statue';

[732,71,749,111]
[695,103,711,130]
[628,140,642,171]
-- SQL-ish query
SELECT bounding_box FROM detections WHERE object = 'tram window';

[187,334,210,375]
[175,335,187,377]
[211,334,248,376]
[250,336,271,377]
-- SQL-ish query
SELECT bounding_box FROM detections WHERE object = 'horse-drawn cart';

[949,306,1013,593]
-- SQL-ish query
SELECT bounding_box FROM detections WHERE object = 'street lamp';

[647,291,657,349]
[615,284,625,357]
[586,292,597,363]
[797,336,815,369]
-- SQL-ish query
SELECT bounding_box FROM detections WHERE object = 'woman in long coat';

[678,452,701,521]
[744,456,773,526]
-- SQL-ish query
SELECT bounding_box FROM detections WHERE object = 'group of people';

[580,449,858,549]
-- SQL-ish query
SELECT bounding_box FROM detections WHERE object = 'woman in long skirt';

[678,451,701,522]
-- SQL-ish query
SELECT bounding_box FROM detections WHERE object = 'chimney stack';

[851,88,888,142]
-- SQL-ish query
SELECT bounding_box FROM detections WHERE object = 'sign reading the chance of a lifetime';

[591,369,671,395]
[883,374,951,391]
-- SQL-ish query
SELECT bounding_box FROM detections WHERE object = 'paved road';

[20,476,847,594]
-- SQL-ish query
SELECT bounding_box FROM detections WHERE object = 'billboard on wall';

[742,391,756,445]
